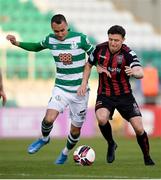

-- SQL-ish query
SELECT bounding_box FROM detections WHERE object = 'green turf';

[0,137,160,179]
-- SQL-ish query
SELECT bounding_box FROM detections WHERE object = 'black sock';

[99,122,114,145]
[41,119,53,137]
[136,131,150,158]
[66,132,80,150]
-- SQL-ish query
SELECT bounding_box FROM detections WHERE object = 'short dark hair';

[51,14,67,25]
[107,25,126,38]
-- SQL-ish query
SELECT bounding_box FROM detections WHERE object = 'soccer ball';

[73,145,95,166]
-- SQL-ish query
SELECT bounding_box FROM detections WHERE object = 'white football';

[73,145,95,166]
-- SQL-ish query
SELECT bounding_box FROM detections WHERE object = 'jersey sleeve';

[88,46,98,66]
[81,34,94,55]
[122,45,141,68]
[40,34,50,48]
[19,42,45,52]
[127,50,142,68]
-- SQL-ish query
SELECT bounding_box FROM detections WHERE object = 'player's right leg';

[28,136,50,154]
[28,109,59,154]
[98,121,117,163]
[95,95,117,163]
[96,104,117,163]
[28,87,67,154]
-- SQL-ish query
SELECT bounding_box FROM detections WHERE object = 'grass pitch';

[0,137,161,179]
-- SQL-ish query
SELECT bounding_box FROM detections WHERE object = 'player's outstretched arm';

[6,34,19,46]
[6,34,45,52]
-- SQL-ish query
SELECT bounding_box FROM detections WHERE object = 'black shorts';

[95,93,142,121]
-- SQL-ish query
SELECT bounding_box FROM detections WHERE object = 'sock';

[99,121,114,145]
[136,131,150,158]
[63,133,80,155]
[62,147,69,156]
[42,136,50,142]
[41,118,53,137]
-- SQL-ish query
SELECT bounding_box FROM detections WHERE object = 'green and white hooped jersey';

[40,31,94,93]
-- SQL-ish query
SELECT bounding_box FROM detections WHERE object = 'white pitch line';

[0,173,153,179]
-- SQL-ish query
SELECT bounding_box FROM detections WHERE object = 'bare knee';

[130,116,144,135]
[96,108,110,125]
[44,109,59,124]
[70,125,81,136]
[134,127,144,135]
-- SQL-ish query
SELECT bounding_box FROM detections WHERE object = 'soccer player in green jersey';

[0,69,7,106]
[6,14,94,164]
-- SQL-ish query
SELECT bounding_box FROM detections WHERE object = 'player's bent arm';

[82,62,93,86]
[0,69,7,106]
[6,35,45,52]
[77,62,93,96]
[0,69,4,93]
[132,66,144,79]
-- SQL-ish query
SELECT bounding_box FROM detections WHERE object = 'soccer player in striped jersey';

[0,69,7,106]
[78,25,155,166]
[6,14,94,164]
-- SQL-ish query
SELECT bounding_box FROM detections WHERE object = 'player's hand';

[6,34,18,45]
[97,65,111,78]
[77,84,87,96]
[0,90,7,106]
[125,66,133,76]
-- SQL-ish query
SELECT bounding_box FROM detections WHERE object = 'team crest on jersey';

[70,41,78,49]
[116,55,123,64]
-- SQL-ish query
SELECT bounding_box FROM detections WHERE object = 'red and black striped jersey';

[88,42,141,96]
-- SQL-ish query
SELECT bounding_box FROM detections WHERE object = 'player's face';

[108,34,125,54]
[51,21,68,41]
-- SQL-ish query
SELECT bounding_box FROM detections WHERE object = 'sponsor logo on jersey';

[108,67,121,73]
[59,53,73,65]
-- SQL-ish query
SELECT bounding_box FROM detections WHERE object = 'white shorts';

[47,86,89,127]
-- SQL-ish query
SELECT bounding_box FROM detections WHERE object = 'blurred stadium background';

[0,0,161,138]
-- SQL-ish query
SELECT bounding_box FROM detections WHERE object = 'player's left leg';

[130,116,155,166]
[55,125,81,164]
[55,91,89,165]
[118,94,155,166]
